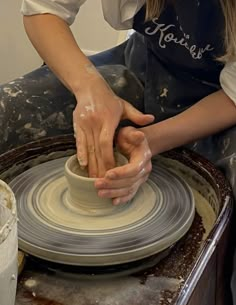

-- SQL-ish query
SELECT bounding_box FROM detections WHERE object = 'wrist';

[141,125,164,157]
[72,64,106,96]
[141,119,181,156]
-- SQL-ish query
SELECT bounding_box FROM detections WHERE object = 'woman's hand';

[73,73,154,178]
[95,126,153,204]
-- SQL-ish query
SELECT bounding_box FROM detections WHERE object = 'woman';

[19,0,236,302]
[20,0,236,203]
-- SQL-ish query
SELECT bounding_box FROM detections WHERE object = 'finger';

[73,111,88,167]
[95,167,147,189]
[105,157,148,180]
[96,176,136,190]
[105,163,138,180]
[125,129,145,146]
[112,174,149,205]
[122,101,155,126]
[93,127,106,177]
[99,125,115,170]
[86,129,98,178]
[117,126,144,144]
[98,181,139,200]
[105,135,152,181]
[80,114,105,177]
[75,127,88,167]
[109,128,146,179]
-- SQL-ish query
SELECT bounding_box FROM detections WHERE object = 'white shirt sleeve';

[102,0,145,30]
[21,0,87,25]
[21,0,145,29]
[220,61,236,105]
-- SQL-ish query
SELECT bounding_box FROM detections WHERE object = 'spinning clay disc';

[9,157,195,266]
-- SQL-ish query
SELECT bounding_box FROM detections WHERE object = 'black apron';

[131,0,225,122]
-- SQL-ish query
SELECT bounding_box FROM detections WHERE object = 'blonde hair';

[146,0,236,62]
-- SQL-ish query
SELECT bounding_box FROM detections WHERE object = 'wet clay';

[10,156,195,266]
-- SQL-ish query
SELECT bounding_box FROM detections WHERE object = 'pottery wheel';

[9,157,195,266]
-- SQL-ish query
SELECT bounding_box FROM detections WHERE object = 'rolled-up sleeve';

[220,61,236,105]
[21,0,87,25]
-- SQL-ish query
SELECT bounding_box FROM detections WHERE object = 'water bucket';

[0,180,18,305]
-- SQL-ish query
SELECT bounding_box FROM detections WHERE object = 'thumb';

[122,101,155,126]
[125,127,145,146]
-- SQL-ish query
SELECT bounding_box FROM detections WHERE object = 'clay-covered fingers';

[95,125,153,204]
[86,131,99,178]
[105,158,151,181]
[73,115,115,178]
[95,160,151,203]
[73,122,88,168]
[93,128,107,177]
[98,125,116,171]
[73,109,99,176]
[96,168,142,189]
[96,172,149,205]
[112,174,149,205]
[73,88,122,177]
[84,121,116,177]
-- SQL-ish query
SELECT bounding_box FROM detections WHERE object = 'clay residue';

[17,271,181,305]
[191,189,216,240]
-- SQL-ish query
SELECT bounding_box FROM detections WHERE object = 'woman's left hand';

[95,126,153,205]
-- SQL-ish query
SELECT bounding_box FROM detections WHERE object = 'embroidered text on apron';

[132,0,225,122]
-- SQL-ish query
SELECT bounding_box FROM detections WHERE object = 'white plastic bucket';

[0,180,18,305]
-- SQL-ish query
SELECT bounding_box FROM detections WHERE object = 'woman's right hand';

[23,15,153,177]
[73,70,154,178]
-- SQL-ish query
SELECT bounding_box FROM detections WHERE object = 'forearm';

[142,90,236,156]
[23,14,100,94]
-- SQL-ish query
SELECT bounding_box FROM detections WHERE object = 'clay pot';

[64,152,127,215]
